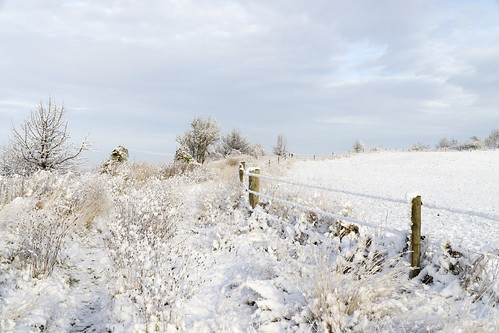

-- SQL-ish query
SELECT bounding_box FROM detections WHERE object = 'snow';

[1,151,498,332]
[285,151,499,253]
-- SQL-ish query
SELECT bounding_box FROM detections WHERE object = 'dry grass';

[19,209,71,278]
[309,240,412,332]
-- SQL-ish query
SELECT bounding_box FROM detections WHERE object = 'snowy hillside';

[1,151,498,332]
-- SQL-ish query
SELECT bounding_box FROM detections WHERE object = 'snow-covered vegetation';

[1,150,498,332]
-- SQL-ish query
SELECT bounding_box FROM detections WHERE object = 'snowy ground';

[1,151,498,332]
[282,150,499,253]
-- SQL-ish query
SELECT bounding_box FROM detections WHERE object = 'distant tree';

[410,142,431,151]
[352,139,365,153]
[218,128,252,157]
[176,116,221,164]
[273,134,287,156]
[1,98,89,175]
[462,136,484,150]
[251,143,266,157]
[485,129,499,149]
[436,137,458,150]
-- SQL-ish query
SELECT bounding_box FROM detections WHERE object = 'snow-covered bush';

[17,207,72,278]
[436,137,458,150]
[461,136,485,150]
[174,145,195,163]
[306,241,412,332]
[5,172,110,278]
[410,142,431,151]
[0,143,37,176]
[485,129,499,149]
[104,173,215,331]
[101,145,129,174]
[419,240,499,304]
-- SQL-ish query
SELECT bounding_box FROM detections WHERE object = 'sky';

[1,0,499,166]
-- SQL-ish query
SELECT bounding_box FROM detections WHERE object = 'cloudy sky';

[1,0,498,165]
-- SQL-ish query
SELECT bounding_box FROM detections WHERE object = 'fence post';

[239,161,246,183]
[410,195,422,278]
[249,168,260,209]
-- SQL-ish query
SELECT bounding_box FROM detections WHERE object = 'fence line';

[246,189,404,235]
[243,171,408,204]
[250,186,499,261]
[243,170,499,223]
[240,162,499,277]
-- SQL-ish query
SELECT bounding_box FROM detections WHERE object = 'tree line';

[3,97,497,176]
[0,98,290,175]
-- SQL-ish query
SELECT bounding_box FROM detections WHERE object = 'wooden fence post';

[249,168,260,209]
[410,195,422,278]
[239,161,246,183]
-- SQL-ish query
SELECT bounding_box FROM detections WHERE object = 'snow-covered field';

[1,151,498,332]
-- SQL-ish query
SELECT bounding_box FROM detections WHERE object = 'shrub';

[174,145,195,163]
[485,129,499,148]
[306,239,412,332]
[18,208,72,278]
[461,136,485,150]
[410,142,431,151]
[101,146,129,174]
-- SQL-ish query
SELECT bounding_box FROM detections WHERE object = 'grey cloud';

[1,0,498,163]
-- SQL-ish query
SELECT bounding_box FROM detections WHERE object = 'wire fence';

[243,170,499,223]
[240,164,499,262]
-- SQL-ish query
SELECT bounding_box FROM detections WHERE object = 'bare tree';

[176,116,221,164]
[485,129,499,148]
[273,134,287,156]
[436,137,458,150]
[4,98,89,174]
[352,139,365,153]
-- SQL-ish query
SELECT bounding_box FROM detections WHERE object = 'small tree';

[352,139,365,153]
[4,98,89,174]
[251,143,266,157]
[218,128,252,157]
[101,145,129,174]
[485,129,499,149]
[109,145,129,163]
[174,146,195,163]
[176,116,221,164]
[273,134,287,156]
